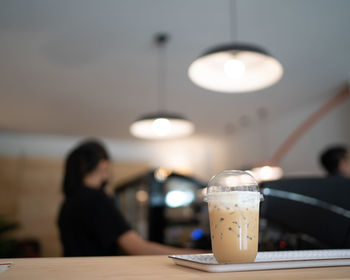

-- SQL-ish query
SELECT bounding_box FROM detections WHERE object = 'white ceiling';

[0,0,350,139]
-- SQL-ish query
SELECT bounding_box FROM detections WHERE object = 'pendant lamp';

[188,0,283,93]
[130,34,194,139]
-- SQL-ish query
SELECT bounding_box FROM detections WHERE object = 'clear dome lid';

[206,170,259,196]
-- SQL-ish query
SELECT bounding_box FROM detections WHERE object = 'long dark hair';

[63,139,110,196]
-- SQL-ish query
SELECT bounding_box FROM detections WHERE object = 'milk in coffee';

[208,191,260,263]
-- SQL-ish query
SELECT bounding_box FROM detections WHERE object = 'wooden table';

[1,255,350,279]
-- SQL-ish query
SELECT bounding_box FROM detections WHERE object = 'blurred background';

[0,0,350,257]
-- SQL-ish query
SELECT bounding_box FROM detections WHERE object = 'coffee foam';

[207,191,260,207]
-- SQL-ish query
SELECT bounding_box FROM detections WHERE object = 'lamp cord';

[155,33,168,113]
[229,0,238,41]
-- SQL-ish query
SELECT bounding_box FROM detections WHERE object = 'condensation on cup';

[205,170,263,263]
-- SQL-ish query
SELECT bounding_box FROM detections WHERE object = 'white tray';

[169,249,350,272]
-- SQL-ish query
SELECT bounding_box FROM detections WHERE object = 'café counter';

[1,255,350,279]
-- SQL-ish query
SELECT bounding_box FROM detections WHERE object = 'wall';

[0,132,231,182]
[0,156,65,257]
[226,94,350,176]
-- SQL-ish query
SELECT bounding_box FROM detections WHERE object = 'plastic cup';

[206,170,262,263]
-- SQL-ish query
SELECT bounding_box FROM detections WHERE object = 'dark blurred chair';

[260,177,350,249]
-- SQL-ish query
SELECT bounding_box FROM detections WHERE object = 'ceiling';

[0,0,350,140]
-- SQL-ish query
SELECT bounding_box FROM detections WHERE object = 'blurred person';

[319,145,350,178]
[58,139,200,256]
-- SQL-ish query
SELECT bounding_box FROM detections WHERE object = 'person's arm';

[117,230,204,255]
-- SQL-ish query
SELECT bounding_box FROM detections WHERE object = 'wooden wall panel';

[0,157,22,220]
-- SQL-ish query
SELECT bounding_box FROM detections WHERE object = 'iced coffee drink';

[206,170,261,263]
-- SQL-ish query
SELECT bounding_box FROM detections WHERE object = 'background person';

[58,139,200,256]
[319,145,350,178]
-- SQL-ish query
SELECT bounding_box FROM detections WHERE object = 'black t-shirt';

[58,185,131,257]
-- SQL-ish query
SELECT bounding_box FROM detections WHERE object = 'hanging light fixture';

[130,34,194,139]
[188,0,283,93]
[130,112,194,140]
